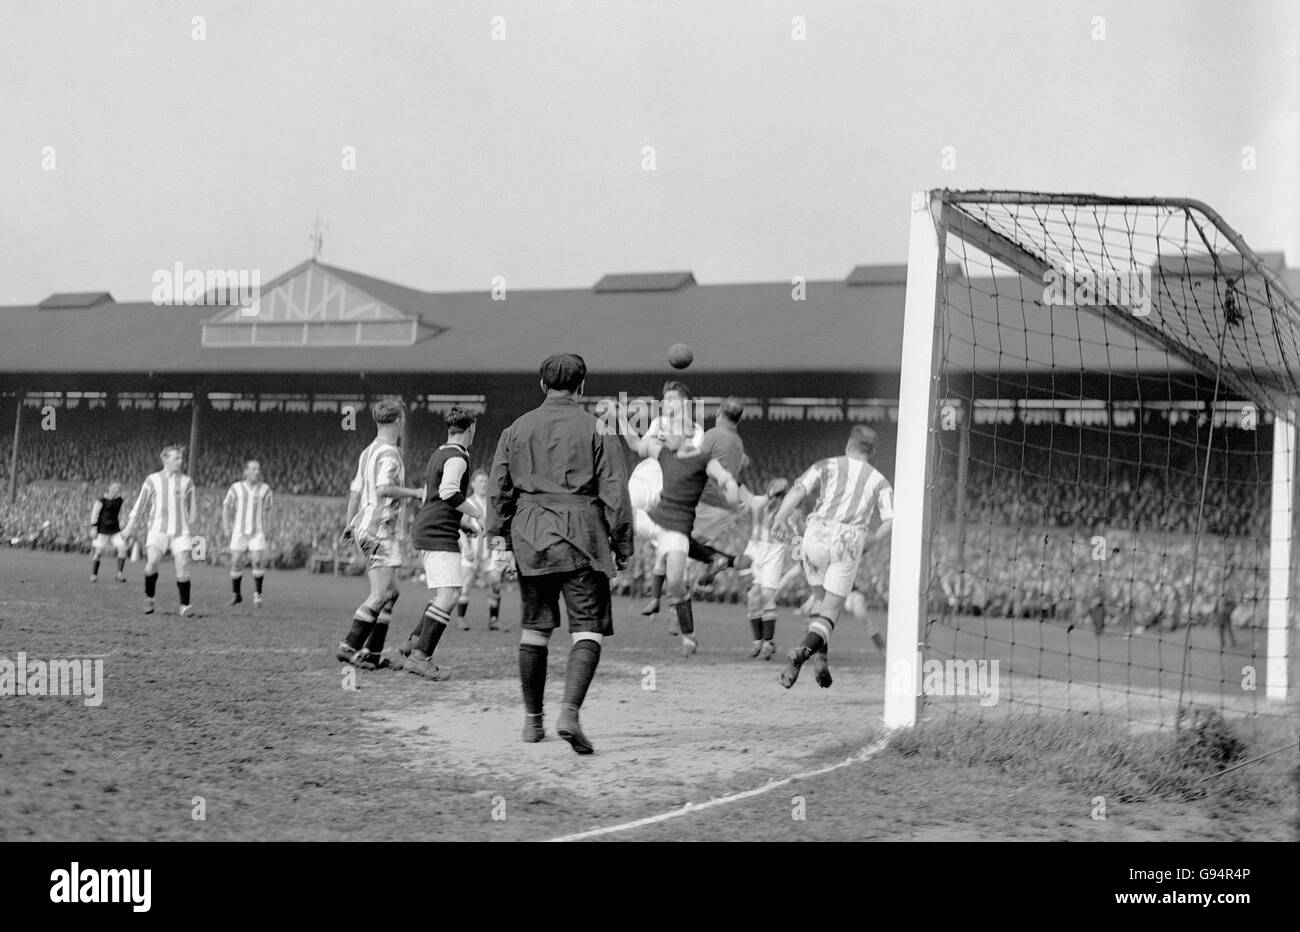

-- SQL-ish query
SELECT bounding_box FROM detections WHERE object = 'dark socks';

[651,573,665,600]
[416,603,450,655]
[177,579,191,606]
[688,538,715,565]
[144,572,158,598]
[91,558,100,575]
[519,642,548,715]
[489,599,500,622]
[456,600,469,618]
[748,616,763,640]
[363,621,388,654]
[672,599,695,635]
[562,639,602,712]
[761,615,777,642]
[231,575,242,596]
[253,574,264,595]
[116,557,126,573]
[344,606,378,650]
[799,629,827,656]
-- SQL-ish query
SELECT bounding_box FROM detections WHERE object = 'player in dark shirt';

[641,383,742,656]
[398,407,484,679]
[688,397,754,588]
[87,481,128,583]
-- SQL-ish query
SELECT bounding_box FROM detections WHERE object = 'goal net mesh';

[921,192,1299,738]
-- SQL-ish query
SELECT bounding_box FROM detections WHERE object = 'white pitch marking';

[544,736,890,842]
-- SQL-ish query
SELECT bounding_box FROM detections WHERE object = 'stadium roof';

[0,259,912,376]
[2,257,1297,383]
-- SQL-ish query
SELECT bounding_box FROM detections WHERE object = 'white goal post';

[883,189,1298,730]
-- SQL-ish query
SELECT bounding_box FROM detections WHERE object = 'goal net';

[885,191,1299,740]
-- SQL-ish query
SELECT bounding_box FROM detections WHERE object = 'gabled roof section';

[39,292,114,309]
[594,271,695,292]
[202,261,444,347]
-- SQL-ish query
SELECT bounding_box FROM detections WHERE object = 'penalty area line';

[544,735,890,842]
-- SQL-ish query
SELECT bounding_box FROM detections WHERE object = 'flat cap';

[539,353,588,392]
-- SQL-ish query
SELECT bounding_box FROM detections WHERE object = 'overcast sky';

[1,0,1296,304]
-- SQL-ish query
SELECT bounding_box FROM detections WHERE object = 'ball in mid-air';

[667,342,694,369]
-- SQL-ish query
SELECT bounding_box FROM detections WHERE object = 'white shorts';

[229,531,267,553]
[634,508,657,542]
[650,520,690,556]
[147,532,193,558]
[629,458,663,512]
[93,532,127,552]
[421,550,464,589]
[744,540,786,590]
[801,516,866,599]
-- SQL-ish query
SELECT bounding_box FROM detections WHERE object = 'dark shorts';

[518,567,613,637]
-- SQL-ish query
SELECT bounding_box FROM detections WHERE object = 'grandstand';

[3,254,1299,623]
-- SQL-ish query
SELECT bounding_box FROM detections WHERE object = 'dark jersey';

[95,496,123,534]
[411,443,471,553]
[697,423,747,509]
[648,446,711,535]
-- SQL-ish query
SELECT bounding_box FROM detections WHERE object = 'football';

[667,342,694,369]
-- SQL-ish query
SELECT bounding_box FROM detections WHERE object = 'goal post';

[883,192,944,729]
[885,189,1299,733]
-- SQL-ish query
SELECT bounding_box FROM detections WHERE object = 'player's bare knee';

[520,629,551,646]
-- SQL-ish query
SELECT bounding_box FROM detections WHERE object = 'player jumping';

[335,400,424,669]
[770,426,893,688]
[121,446,198,616]
[87,481,129,583]
[635,382,742,656]
[402,407,485,680]
[223,459,274,608]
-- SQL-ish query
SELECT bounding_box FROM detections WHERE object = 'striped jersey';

[794,456,893,527]
[349,439,405,540]
[224,480,273,536]
[127,471,196,537]
[749,499,783,544]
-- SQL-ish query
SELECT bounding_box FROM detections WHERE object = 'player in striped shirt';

[223,459,274,608]
[770,426,893,689]
[741,477,793,660]
[121,445,198,616]
[455,468,504,630]
[335,400,425,669]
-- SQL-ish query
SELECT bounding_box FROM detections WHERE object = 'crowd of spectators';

[0,405,1277,627]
